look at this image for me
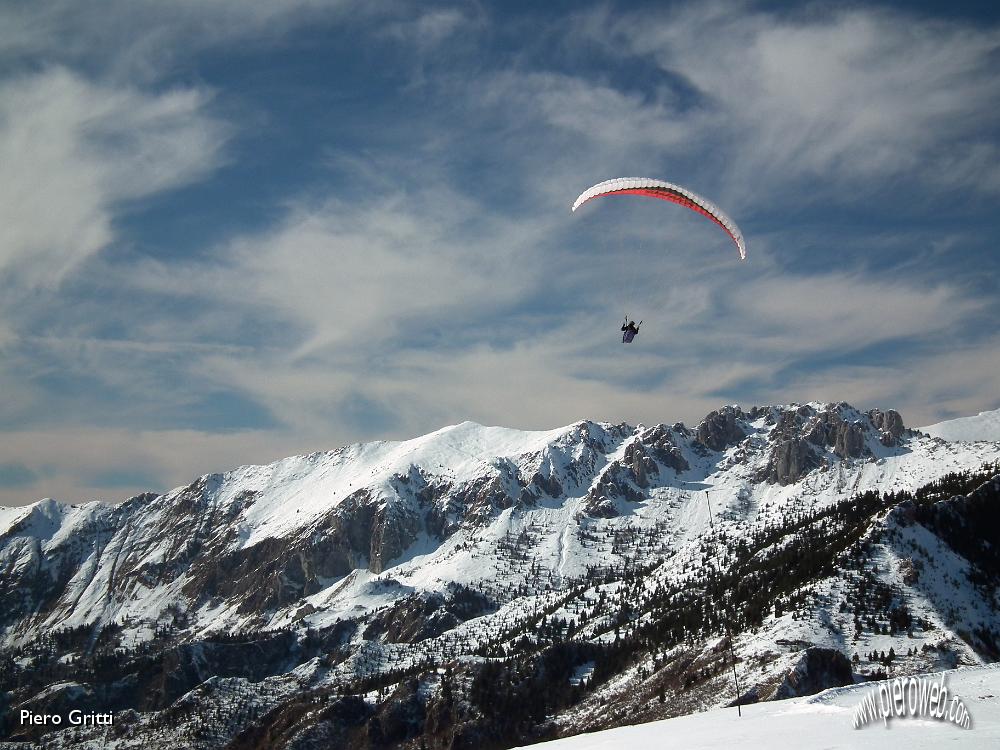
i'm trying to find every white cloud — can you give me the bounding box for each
[116,179,554,350]
[481,71,699,156]
[0,68,228,288]
[380,7,475,47]
[573,3,1000,205]
[0,426,311,507]
[718,272,984,356]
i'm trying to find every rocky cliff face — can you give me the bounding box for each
[754,403,914,485]
[769,647,854,700]
[869,408,906,446]
[695,406,747,452]
[1,403,998,749]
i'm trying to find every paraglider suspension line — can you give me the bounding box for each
[705,490,743,717]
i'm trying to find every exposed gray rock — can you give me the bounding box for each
[622,441,657,488]
[762,437,817,485]
[446,472,515,528]
[370,502,420,574]
[757,410,817,485]
[757,404,885,484]
[804,417,828,446]
[639,425,690,474]
[362,587,492,644]
[583,457,647,516]
[806,406,867,459]
[832,418,865,459]
[898,556,921,586]
[869,408,906,446]
[582,494,620,518]
[695,406,746,452]
[178,481,424,610]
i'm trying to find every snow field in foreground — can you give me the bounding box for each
[521,664,1000,750]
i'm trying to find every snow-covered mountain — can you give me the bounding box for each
[2,402,999,749]
[922,407,1000,443]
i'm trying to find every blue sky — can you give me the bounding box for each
[1,0,999,506]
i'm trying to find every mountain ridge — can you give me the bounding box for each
[922,407,1000,443]
[2,401,999,748]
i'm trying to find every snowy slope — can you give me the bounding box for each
[524,665,1000,750]
[922,408,1000,442]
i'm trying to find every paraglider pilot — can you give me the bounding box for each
[621,319,641,343]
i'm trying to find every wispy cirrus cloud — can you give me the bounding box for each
[570,2,1000,205]
[0,68,229,288]
[711,272,986,357]
[378,7,479,47]
[0,426,308,505]
[0,0,376,82]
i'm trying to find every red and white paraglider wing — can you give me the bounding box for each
[571,177,746,260]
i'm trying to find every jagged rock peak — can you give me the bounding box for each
[694,405,747,452]
[868,408,906,446]
[755,402,911,485]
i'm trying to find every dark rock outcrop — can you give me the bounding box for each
[583,460,647,517]
[758,403,898,484]
[831,417,865,459]
[639,425,690,474]
[530,471,563,498]
[800,406,867,459]
[771,647,854,699]
[763,437,817,485]
[695,406,746,452]
[759,411,818,485]
[869,408,906,446]
[369,502,420,574]
[622,441,657,489]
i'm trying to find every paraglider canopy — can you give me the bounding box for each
[572,177,747,260]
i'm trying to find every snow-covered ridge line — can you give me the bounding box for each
[4,403,999,626]
[922,407,1000,443]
